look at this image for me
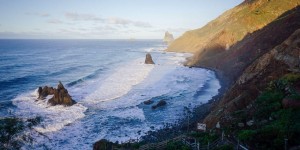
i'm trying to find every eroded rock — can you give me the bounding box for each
[38,81,76,106]
[145,53,155,64]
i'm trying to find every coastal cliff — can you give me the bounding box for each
[167,0,300,140]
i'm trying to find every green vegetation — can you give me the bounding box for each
[235,73,300,149]
[0,118,24,149]
[0,116,42,150]
[93,139,147,150]
[189,132,218,145]
[213,144,234,150]
[165,141,191,150]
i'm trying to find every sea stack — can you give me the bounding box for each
[163,31,174,45]
[38,81,76,106]
[145,53,155,64]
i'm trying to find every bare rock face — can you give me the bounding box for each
[38,86,55,99]
[145,53,155,64]
[163,31,174,45]
[38,81,76,106]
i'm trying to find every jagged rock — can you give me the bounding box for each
[37,81,76,106]
[38,86,55,99]
[152,100,167,109]
[163,31,174,45]
[48,81,76,106]
[145,53,155,64]
[144,99,154,105]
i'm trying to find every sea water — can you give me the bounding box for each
[0,39,220,149]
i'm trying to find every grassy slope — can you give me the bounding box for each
[167,0,299,54]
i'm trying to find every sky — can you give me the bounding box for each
[0,0,243,39]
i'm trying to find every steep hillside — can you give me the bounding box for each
[204,27,300,129]
[194,6,300,82]
[167,0,299,54]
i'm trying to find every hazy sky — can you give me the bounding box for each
[0,0,242,39]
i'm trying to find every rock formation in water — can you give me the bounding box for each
[163,31,174,45]
[38,86,55,99]
[38,81,76,106]
[144,99,154,105]
[145,53,155,64]
[151,100,167,109]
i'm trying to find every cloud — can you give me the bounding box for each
[47,19,63,24]
[65,12,104,22]
[107,17,152,28]
[0,31,50,39]
[64,12,152,28]
[25,12,50,17]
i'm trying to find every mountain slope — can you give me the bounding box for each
[167,0,299,54]
[194,6,300,82]
[204,27,300,129]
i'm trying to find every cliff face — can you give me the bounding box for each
[166,0,300,129]
[167,0,299,54]
[204,28,300,128]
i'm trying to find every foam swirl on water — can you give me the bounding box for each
[84,58,154,103]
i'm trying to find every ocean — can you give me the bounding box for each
[0,39,220,149]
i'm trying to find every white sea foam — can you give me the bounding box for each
[84,58,154,103]
[13,50,221,149]
[12,89,87,133]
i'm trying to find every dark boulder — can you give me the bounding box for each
[93,139,114,150]
[152,100,167,109]
[145,53,155,64]
[144,99,154,105]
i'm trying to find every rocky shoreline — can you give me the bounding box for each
[93,67,229,147]
[139,68,230,143]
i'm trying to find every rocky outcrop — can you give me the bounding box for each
[163,31,174,45]
[145,53,155,64]
[93,139,114,150]
[38,86,55,99]
[152,100,167,109]
[38,81,76,106]
[144,99,154,105]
